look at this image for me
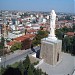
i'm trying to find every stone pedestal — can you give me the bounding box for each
[40,38,62,66]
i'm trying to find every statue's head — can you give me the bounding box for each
[51,10,55,15]
[50,10,56,19]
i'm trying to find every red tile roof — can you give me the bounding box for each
[14,34,35,41]
[66,32,74,36]
[25,26,31,28]
[27,29,36,33]
[7,41,16,46]
[7,34,35,46]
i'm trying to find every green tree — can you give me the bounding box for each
[40,26,43,30]
[44,72,47,75]
[55,29,64,40]
[28,65,34,75]
[23,55,30,69]
[72,24,75,32]
[65,15,72,20]
[1,65,6,75]
[10,42,22,52]
[62,36,73,53]
[0,36,5,56]
[30,64,35,72]
[34,69,39,75]
[32,30,48,46]
[62,26,69,33]
[0,36,5,49]
[1,55,47,75]
[72,35,75,55]
[17,61,24,75]
[35,68,42,75]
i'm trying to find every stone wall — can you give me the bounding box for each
[40,38,62,66]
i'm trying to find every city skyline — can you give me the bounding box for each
[0,0,74,13]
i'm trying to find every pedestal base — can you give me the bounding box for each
[48,34,57,41]
[40,38,62,66]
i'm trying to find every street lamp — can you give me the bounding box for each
[3,37,7,68]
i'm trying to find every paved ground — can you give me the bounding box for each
[0,47,74,75]
[0,46,40,67]
[37,53,74,75]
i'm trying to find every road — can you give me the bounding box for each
[0,46,40,67]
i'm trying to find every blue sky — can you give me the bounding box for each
[0,0,74,13]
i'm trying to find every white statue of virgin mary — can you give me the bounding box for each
[48,10,57,40]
